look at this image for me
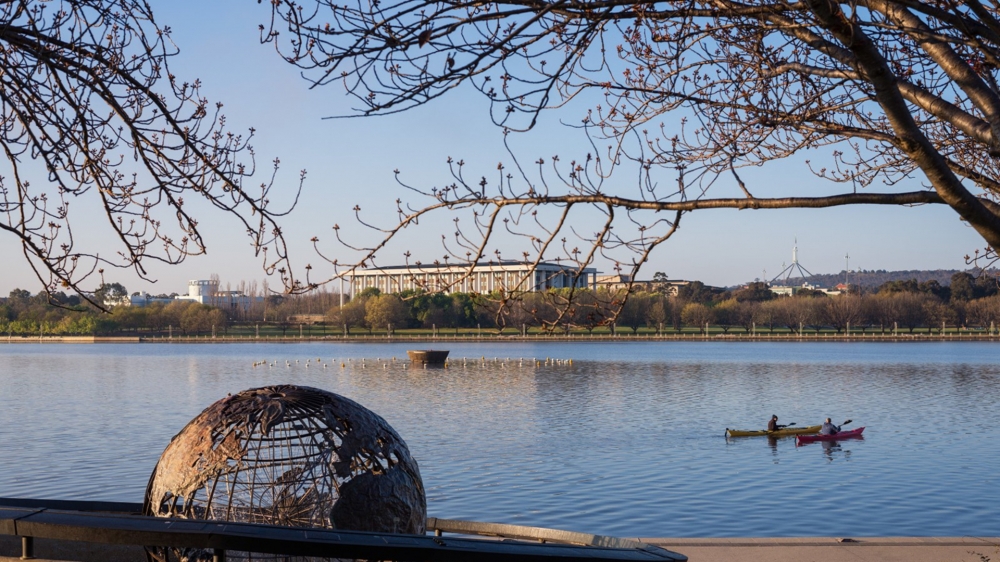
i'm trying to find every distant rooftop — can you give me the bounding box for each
[357,260,590,271]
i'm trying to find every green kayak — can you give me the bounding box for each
[726,425,822,437]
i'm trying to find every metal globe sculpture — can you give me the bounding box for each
[143,385,426,561]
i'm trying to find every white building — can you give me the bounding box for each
[128,280,263,311]
[175,280,220,304]
[594,274,691,296]
[769,282,843,296]
[128,293,176,307]
[175,280,264,311]
[350,261,598,296]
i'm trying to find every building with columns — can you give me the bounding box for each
[349,261,598,296]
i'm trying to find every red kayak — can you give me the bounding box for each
[796,427,865,444]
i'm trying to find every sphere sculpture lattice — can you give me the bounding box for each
[143,385,426,561]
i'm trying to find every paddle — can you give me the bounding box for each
[775,422,797,430]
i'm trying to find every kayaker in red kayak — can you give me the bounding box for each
[819,418,840,435]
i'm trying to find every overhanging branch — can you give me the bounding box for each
[436,190,946,211]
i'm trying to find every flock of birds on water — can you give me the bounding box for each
[249,357,574,369]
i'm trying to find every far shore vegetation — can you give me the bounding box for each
[3,272,1000,339]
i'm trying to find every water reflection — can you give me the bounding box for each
[724,432,805,463]
[406,361,448,370]
[766,436,780,459]
[815,438,860,462]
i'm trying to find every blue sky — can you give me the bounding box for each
[0,1,988,296]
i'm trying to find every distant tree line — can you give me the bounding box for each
[775,269,998,291]
[659,273,1000,334]
[0,286,226,336]
[325,272,1000,334]
[2,272,999,336]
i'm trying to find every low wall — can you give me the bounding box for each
[0,337,140,344]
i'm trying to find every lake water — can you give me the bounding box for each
[0,341,997,538]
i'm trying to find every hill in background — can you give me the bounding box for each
[753,269,996,289]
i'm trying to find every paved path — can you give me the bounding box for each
[4,535,1000,561]
[643,537,1000,562]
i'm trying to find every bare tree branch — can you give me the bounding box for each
[1,0,303,307]
[261,0,1000,325]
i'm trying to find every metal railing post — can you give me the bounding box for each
[21,536,34,559]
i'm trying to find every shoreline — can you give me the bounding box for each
[2,334,1000,343]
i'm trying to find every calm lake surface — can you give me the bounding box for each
[0,341,997,538]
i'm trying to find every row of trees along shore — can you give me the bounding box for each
[3,272,1000,337]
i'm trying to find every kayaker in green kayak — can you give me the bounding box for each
[767,415,787,431]
[819,418,840,435]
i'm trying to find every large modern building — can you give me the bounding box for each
[349,261,598,296]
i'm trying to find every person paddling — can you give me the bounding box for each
[767,415,786,432]
[819,417,840,435]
